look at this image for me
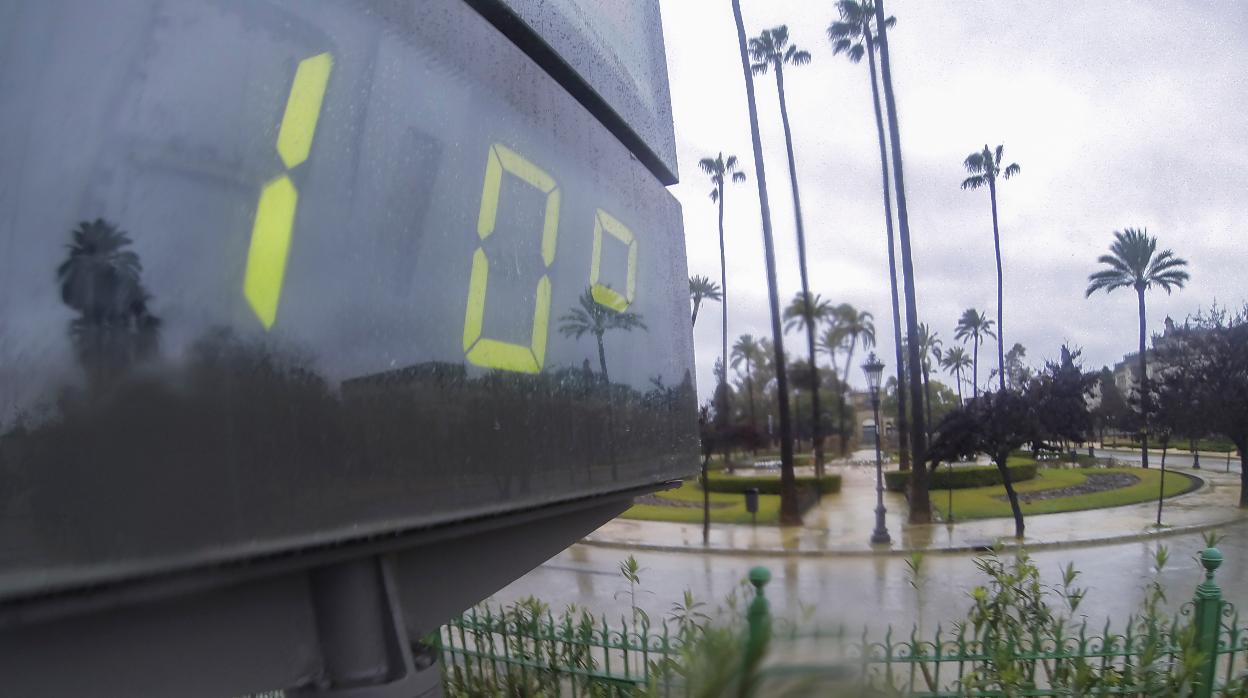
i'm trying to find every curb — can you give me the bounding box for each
[581,470,1248,558]
[579,514,1248,558]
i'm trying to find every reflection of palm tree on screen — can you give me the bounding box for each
[558,288,646,385]
[56,219,161,387]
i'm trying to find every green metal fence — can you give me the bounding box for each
[438,599,685,696]
[438,548,1248,696]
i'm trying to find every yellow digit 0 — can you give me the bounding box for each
[462,144,561,373]
[243,52,333,329]
[589,209,638,312]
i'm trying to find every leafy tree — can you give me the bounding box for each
[940,345,972,404]
[955,308,996,400]
[688,274,721,327]
[827,0,910,473]
[961,144,1021,393]
[751,27,825,475]
[1092,367,1130,444]
[1152,306,1248,503]
[869,0,930,521]
[1086,228,1189,469]
[558,288,647,385]
[1004,342,1031,391]
[928,391,1038,539]
[698,152,746,423]
[1031,346,1096,451]
[730,0,799,524]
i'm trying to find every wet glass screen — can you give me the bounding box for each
[0,0,697,598]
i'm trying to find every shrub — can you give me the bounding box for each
[884,463,1037,492]
[706,473,841,495]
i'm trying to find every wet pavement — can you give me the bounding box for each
[492,522,1248,635]
[483,450,1248,634]
[584,452,1246,555]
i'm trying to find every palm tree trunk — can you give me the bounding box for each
[972,339,979,400]
[955,368,963,404]
[989,179,1006,394]
[873,0,929,523]
[774,64,825,477]
[731,0,799,525]
[746,366,757,433]
[596,333,609,385]
[691,299,701,326]
[865,30,911,473]
[1136,286,1150,469]
[923,364,932,440]
[717,185,730,430]
[841,339,858,458]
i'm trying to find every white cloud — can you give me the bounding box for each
[660,0,1248,403]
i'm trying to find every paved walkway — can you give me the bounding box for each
[583,455,1247,556]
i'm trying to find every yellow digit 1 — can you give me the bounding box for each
[463,144,560,373]
[243,52,333,329]
[589,209,638,312]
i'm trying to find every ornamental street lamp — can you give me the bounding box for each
[863,353,890,545]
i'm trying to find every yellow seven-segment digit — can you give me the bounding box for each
[589,209,638,312]
[244,52,333,329]
[463,144,560,373]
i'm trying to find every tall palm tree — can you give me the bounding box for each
[688,274,722,327]
[818,323,846,382]
[834,304,875,455]
[782,291,832,461]
[782,292,834,335]
[835,305,876,389]
[870,0,930,521]
[699,153,747,420]
[731,333,764,432]
[730,0,800,525]
[960,144,1021,394]
[558,288,647,385]
[940,345,972,404]
[828,0,910,472]
[58,218,143,321]
[1086,228,1189,470]
[916,323,942,439]
[57,218,155,387]
[750,26,824,472]
[954,308,995,400]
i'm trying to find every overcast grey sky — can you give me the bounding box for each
[659,0,1248,403]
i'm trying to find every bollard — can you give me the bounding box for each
[1192,547,1224,698]
[739,566,772,697]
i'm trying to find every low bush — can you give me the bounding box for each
[706,472,842,495]
[884,462,1037,492]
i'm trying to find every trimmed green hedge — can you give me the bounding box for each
[885,463,1037,492]
[706,473,842,495]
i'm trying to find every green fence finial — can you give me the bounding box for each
[1193,547,1225,698]
[740,566,772,697]
[1201,547,1223,582]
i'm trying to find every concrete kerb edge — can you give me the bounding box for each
[579,513,1248,559]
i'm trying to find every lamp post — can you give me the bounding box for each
[863,353,890,545]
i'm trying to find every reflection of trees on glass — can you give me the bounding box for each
[56,219,161,388]
[558,288,646,384]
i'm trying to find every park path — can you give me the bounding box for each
[584,458,1246,555]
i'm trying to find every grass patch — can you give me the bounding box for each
[620,480,782,524]
[933,466,1200,520]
